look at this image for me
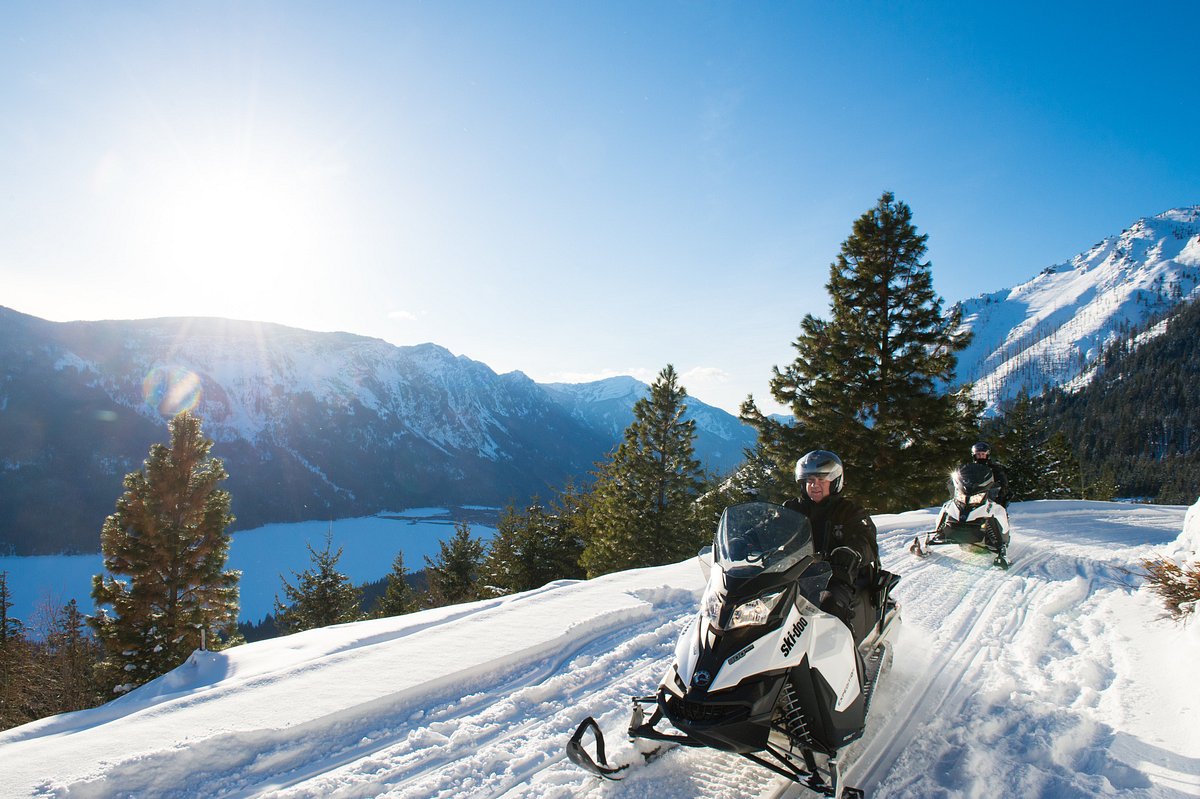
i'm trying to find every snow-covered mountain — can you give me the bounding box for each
[542,376,754,467]
[952,206,1200,414]
[0,308,750,555]
[2,499,1196,797]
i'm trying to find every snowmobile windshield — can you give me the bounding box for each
[953,463,995,503]
[714,502,814,577]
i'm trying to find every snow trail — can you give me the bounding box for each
[1,501,1195,799]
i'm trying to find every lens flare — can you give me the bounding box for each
[142,366,202,416]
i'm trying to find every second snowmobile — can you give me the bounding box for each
[910,462,1011,568]
[567,502,901,798]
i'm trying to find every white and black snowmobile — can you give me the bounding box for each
[909,462,1011,568]
[567,502,901,799]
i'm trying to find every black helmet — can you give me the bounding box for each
[971,441,991,458]
[795,450,844,494]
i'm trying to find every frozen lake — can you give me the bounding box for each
[0,507,498,627]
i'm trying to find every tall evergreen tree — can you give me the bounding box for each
[1042,431,1083,499]
[993,392,1046,502]
[274,530,363,633]
[425,521,486,606]
[90,412,240,694]
[581,365,705,577]
[373,551,419,617]
[742,192,976,511]
[0,572,34,730]
[0,572,21,647]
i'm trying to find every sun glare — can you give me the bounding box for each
[151,166,304,277]
[132,143,346,321]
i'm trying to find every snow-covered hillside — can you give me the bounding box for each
[0,308,754,553]
[2,500,1196,799]
[954,206,1200,414]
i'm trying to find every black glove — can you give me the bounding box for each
[819,579,855,628]
[827,546,862,586]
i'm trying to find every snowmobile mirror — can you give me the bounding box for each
[697,546,713,581]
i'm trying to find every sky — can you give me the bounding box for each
[1,499,1196,798]
[3,2,1199,415]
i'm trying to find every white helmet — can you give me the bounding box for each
[795,450,844,494]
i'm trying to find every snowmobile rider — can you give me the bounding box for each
[971,441,1010,508]
[783,450,880,635]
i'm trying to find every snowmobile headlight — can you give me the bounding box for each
[969,491,988,504]
[701,585,723,626]
[725,589,786,630]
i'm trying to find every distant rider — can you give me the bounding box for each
[783,450,880,636]
[971,441,1010,507]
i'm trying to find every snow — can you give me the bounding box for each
[953,205,1200,414]
[1,500,1198,798]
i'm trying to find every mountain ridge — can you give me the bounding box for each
[0,309,753,554]
[952,205,1200,412]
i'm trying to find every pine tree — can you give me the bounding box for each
[43,599,103,715]
[0,571,35,730]
[995,392,1047,501]
[373,551,419,617]
[1042,431,1082,499]
[481,499,585,596]
[1084,467,1120,501]
[425,521,486,606]
[581,365,705,577]
[0,572,21,647]
[90,412,240,695]
[742,192,976,512]
[274,530,363,633]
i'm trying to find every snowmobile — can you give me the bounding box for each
[567,502,901,799]
[909,462,1011,568]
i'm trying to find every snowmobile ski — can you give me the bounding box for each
[566,702,682,780]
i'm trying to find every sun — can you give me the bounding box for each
[129,139,348,322]
[148,163,308,283]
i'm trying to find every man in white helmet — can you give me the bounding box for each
[784,450,879,636]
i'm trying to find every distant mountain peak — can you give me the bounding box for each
[953,204,1200,415]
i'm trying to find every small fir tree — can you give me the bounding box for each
[581,365,705,577]
[481,500,585,596]
[1042,431,1083,499]
[373,551,419,617]
[90,412,240,694]
[425,521,486,606]
[43,599,103,715]
[274,530,363,633]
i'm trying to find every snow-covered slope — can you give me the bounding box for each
[2,500,1196,798]
[953,206,1200,414]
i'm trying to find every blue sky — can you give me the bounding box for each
[3,2,1197,414]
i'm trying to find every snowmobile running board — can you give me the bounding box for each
[567,697,866,797]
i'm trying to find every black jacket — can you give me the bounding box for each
[976,458,1010,506]
[783,493,880,572]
